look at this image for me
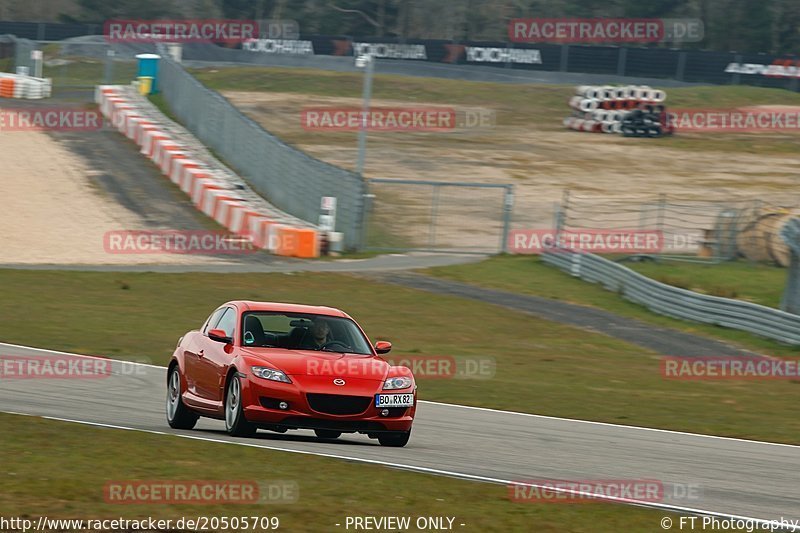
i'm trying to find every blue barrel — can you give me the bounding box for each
[135,53,161,94]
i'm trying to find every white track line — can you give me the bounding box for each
[1,340,798,449]
[2,340,798,529]
[1,411,795,531]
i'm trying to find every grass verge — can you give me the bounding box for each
[0,412,670,531]
[625,258,785,308]
[0,269,799,443]
[426,255,800,358]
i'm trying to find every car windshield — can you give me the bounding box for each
[240,312,373,355]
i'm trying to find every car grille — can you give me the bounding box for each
[306,393,371,415]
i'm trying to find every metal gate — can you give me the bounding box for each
[13,37,138,90]
[363,178,513,254]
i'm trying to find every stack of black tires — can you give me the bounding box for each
[564,85,674,138]
[620,104,675,138]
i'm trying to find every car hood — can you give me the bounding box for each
[239,347,389,380]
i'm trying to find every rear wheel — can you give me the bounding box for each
[166,366,199,430]
[378,430,411,447]
[225,374,257,437]
[314,429,342,440]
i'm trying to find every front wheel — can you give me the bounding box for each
[166,366,199,430]
[378,430,411,447]
[225,374,257,437]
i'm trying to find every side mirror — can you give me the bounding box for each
[374,341,392,354]
[208,329,232,344]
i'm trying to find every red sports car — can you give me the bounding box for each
[166,301,416,447]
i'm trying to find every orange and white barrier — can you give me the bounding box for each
[0,77,15,98]
[0,72,52,99]
[95,85,320,258]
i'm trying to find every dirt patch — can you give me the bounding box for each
[224,90,800,249]
[0,127,251,265]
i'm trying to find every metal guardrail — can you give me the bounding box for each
[542,250,800,345]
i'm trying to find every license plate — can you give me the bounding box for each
[375,393,414,408]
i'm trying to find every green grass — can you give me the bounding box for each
[426,255,800,359]
[43,57,138,87]
[1,269,800,443]
[0,413,669,531]
[627,259,786,308]
[147,92,180,123]
[190,66,800,153]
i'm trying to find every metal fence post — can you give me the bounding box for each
[501,185,514,253]
[558,189,571,232]
[781,252,800,313]
[355,54,374,178]
[780,219,800,314]
[656,194,666,232]
[656,193,666,258]
[359,189,374,251]
[103,48,114,84]
[560,44,569,72]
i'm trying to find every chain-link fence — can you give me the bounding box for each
[557,191,799,264]
[364,179,513,253]
[10,36,138,91]
[0,36,13,75]
[157,57,366,249]
[12,35,33,71]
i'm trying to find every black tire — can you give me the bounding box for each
[166,366,199,430]
[378,430,411,447]
[647,126,663,138]
[225,374,257,437]
[314,429,342,440]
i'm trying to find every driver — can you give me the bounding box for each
[301,319,331,350]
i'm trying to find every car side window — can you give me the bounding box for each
[202,308,227,334]
[215,308,237,338]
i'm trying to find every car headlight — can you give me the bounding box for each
[383,376,413,390]
[252,366,292,383]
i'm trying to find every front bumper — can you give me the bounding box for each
[241,376,415,433]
